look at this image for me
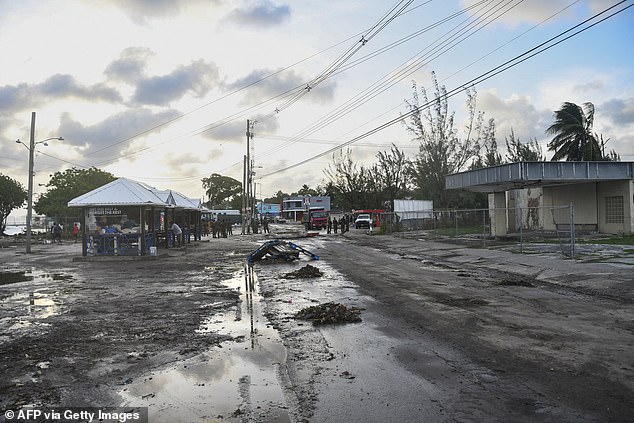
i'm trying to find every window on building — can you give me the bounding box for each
[605,196,624,224]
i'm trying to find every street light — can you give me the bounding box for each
[16,111,63,253]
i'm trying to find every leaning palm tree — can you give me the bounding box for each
[546,102,602,161]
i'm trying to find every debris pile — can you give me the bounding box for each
[295,302,362,325]
[283,264,323,279]
[247,240,319,264]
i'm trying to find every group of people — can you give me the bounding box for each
[50,222,81,244]
[327,215,352,234]
[207,219,233,238]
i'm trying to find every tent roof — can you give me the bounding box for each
[68,178,170,207]
[154,189,202,210]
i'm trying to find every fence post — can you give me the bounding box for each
[569,202,575,258]
[482,209,486,248]
[519,206,523,254]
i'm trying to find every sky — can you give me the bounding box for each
[1,0,633,219]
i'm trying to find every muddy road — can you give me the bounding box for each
[0,228,632,422]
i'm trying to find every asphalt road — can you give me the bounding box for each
[285,230,634,422]
[0,227,632,422]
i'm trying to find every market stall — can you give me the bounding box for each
[68,178,203,256]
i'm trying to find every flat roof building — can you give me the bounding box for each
[446,162,634,235]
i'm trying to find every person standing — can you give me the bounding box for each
[327,216,332,234]
[170,221,183,247]
[52,222,63,244]
[333,217,338,234]
[72,223,79,243]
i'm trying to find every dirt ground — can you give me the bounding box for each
[0,226,632,422]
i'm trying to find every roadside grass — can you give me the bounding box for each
[429,226,485,237]
[575,233,634,246]
[383,225,634,251]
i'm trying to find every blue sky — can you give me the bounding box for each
[1,0,633,211]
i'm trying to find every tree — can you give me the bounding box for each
[201,173,242,209]
[263,190,288,204]
[546,102,602,161]
[0,174,28,235]
[373,144,411,208]
[597,133,620,162]
[505,129,544,162]
[470,118,502,169]
[34,167,116,221]
[296,184,320,196]
[324,149,371,210]
[404,73,489,208]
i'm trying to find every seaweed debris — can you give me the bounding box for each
[283,264,323,279]
[295,302,362,325]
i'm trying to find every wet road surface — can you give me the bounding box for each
[1,226,633,422]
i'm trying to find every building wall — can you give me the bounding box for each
[541,184,598,230]
[597,180,633,234]
[489,192,507,236]
[504,182,633,234]
[282,196,331,222]
[257,203,281,217]
[507,188,544,231]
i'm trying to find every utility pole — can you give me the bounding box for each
[17,112,63,253]
[25,112,36,254]
[244,120,255,234]
[241,154,247,235]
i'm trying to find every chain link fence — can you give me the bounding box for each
[380,204,576,257]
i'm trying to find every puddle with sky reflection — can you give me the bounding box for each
[119,265,291,423]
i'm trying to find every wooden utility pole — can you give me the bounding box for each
[241,154,247,235]
[243,120,255,234]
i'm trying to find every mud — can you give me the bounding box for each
[0,227,633,422]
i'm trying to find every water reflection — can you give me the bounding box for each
[0,268,70,343]
[121,265,290,422]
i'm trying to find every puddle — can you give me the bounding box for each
[120,265,291,422]
[0,270,34,285]
[0,268,71,342]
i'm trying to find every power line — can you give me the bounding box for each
[257,0,524,160]
[256,1,632,179]
[81,1,417,161]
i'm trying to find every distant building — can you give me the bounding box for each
[257,202,281,218]
[281,195,331,222]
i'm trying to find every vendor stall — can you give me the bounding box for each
[68,178,203,256]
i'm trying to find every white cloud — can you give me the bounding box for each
[109,0,222,24]
[224,0,291,28]
[478,90,550,141]
[104,47,155,82]
[133,60,221,105]
[57,108,181,156]
[459,0,616,27]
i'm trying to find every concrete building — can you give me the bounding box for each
[281,195,331,222]
[257,202,281,218]
[446,161,634,236]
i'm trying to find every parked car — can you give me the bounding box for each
[354,213,372,229]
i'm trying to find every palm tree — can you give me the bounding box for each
[546,102,602,161]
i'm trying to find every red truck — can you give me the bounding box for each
[303,208,328,230]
